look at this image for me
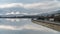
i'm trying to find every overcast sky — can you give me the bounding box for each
[0,0,54,4]
[0,0,59,4]
[0,0,60,10]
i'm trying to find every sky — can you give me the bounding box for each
[0,0,54,4]
[0,0,59,15]
[0,0,60,11]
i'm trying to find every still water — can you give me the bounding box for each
[0,18,60,34]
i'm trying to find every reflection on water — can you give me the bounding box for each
[0,18,60,34]
[6,19,20,22]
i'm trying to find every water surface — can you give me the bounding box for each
[0,18,60,34]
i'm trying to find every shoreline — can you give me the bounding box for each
[32,20,60,31]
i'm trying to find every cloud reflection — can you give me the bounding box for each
[5,18,28,22]
[0,24,58,33]
[6,18,20,22]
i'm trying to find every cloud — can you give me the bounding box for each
[0,3,24,8]
[0,25,58,33]
[0,0,60,10]
[0,0,60,13]
[0,3,48,9]
[24,1,60,10]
